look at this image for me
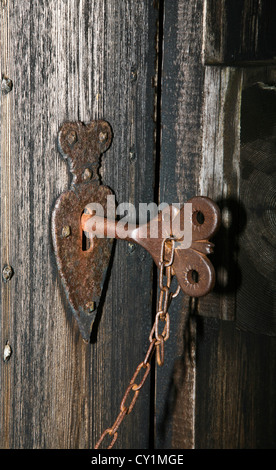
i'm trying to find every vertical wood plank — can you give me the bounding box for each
[203,0,276,65]
[156,0,205,449]
[90,1,159,449]
[0,0,13,449]
[199,66,243,321]
[157,0,276,450]
[0,0,158,449]
[196,317,276,448]
[236,77,276,336]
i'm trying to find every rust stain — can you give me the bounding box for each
[52,120,114,342]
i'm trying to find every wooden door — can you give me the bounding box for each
[156,0,276,449]
[0,0,275,450]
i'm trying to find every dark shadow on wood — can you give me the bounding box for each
[212,197,247,295]
[205,0,276,64]
[236,81,276,336]
[90,239,116,344]
[157,297,197,449]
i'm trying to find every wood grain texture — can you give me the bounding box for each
[156,0,205,449]
[157,0,276,450]
[0,0,13,449]
[199,66,243,321]
[1,0,276,451]
[203,0,276,65]
[236,78,276,336]
[0,0,158,449]
[195,317,276,448]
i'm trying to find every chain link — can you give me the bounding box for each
[94,237,180,449]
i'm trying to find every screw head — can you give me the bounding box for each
[62,226,71,238]
[83,168,92,181]
[2,265,13,282]
[66,130,78,146]
[1,76,13,95]
[86,301,96,314]
[98,131,108,144]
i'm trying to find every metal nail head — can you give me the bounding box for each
[98,131,108,144]
[83,168,93,181]
[2,265,13,282]
[1,76,13,95]
[66,130,78,147]
[129,147,136,163]
[86,301,96,314]
[128,242,136,254]
[130,68,137,83]
[62,226,71,238]
[3,342,12,362]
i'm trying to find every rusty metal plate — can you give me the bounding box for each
[52,120,114,342]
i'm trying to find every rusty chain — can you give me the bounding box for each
[94,237,180,450]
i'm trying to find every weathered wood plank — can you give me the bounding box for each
[156,0,205,449]
[0,0,158,449]
[199,66,243,321]
[204,0,276,65]
[0,0,13,449]
[158,0,276,450]
[236,76,276,336]
[195,317,276,448]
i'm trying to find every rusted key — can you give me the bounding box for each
[82,196,221,297]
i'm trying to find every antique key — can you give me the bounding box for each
[81,196,221,297]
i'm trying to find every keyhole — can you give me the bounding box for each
[82,230,91,251]
[187,269,199,284]
[82,210,91,252]
[192,211,205,226]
